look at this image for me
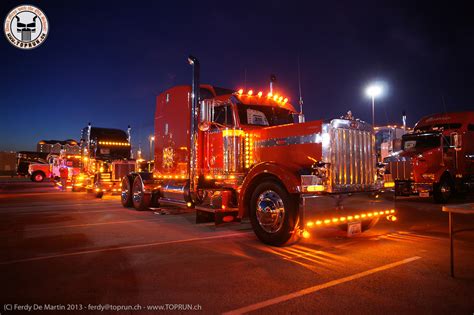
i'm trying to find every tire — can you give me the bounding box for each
[249,180,299,246]
[434,175,454,204]
[31,171,45,182]
[132,176,151,211]
[95,191,104,198]
[121,176,133,208]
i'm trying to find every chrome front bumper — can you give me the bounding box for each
[299,190,396,229]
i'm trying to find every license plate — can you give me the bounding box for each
[347,221,362,237]
[419,191,429,198]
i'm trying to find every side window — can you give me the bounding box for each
[213,105,234,127]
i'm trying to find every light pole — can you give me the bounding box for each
[365,84,383,127]
[149,135,155,161]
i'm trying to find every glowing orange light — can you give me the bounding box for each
[316,220,322,225]
[257,91,263,97]
[273,94,278,101]
[385,210,390,214]
[302,230,311,239]
[307,221,314,227]
[283,98,288,103]
[340,217,346,222]
[248,90,253,96]
[368,213,373,217]
[238,89,243,95]
[354,215,360,219]
[324,219,331,224]
[390,209,395,213]
[347,216,353,220]
[332,218,339,223]
[186,202,193,208]
[267,92,273,98]
[278,96,283,102]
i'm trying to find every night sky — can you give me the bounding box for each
[1,0,473,155]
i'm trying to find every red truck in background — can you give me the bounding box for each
[120,56,396,246]
[385,111,474,203]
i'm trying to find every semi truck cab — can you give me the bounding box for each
[385,111,474,203]
[120,56,396,246]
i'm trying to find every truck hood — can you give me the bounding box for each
[250,120,323,171]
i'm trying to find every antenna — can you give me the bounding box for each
[244,68,247,90]
[270,74,276,94]
[297,55,305,122]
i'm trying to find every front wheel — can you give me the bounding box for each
[31,171,45,182]
[249,180,299,246]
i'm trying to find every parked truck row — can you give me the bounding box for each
[21,56,473,246]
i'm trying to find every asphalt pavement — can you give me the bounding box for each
[1,179,473,314]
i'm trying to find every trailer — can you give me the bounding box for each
[120,56,396,246]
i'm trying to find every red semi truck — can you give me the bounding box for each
[385,111,474,203]
[120,56,396,246]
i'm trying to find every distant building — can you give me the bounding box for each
[37,139,80,154]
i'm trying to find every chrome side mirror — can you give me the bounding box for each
[451,133,462,151]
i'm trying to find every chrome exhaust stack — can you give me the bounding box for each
[188,55,200,203]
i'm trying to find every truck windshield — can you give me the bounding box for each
[237,104,293,127]
[402,134,440,151]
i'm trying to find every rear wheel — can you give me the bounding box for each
[31,171,45,182]
[249,180,299,246]
[121,176,133,208]
[434,175,454,204]
[132,176,151,211]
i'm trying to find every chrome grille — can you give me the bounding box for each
[322,120,377,192]
[386,160,412,181]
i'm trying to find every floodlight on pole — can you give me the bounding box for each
[365,83,383,127]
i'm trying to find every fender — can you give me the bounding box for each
[238,162,301,218]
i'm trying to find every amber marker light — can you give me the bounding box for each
[238,89,243,95]
[307,221,314,227]
[283,98,288,104]
[267,92,273,98]
[273,94,278,101]
[257,91,263,97]
[248,90,253,96]
[302,230,311,239]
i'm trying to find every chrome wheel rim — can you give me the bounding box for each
[440,182,451,199]
[133,181,143,204]
[256,190,285,233]
[121,179,129,202]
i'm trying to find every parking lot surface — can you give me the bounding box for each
[1,180,474,314]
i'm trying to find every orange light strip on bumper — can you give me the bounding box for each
[306,209,396,228]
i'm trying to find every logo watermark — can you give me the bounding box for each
[3,4,48,49]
